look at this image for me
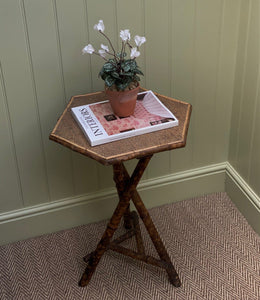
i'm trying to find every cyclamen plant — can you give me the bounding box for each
[82,20,146,91]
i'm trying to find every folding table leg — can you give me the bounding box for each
[123,204,132,229]
[79,156,151,287]
[121,164,181,287]
[78,194,130,287]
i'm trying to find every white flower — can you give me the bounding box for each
[120,29,131,42]
[134,35,146,47]
[94,20,105,32]
[101,44,109,52]
[82,44,95,54]
[98,49,107,58]
[130,47,140,59]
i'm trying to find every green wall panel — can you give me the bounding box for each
[0,1,50,207]
[229,0,260,198]
[236,1,259,179]
[170,0,195,173]
[55,0,99,195]
[144,0,172,178]
[23,0,75,200]
[192,0,223,167]
[0,63,23,212]
[2,0,254,225]
[229,1,250,169]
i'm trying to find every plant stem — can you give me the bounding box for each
[127,41,133,49]
[120,41,125,62]
[93,52,108,62]
[99,31,118,62]
[93,52,118,68]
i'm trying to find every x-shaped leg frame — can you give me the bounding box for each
[79,155,181,287]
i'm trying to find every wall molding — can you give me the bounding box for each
[1,161,259,245]
[0,162,226,245]
[226,162,260,210]
[0,162,227,224]
[225,162,260,234]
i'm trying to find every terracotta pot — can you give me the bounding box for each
[105,83,140,117]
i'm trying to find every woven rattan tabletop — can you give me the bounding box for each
[49,89,192,165]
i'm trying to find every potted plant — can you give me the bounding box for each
[82,20,146,117]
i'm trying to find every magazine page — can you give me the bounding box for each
[89,91,178,137]
[141,91,175,119]
[71,90,178,146]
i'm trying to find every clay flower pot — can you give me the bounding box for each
[106,83,140,117]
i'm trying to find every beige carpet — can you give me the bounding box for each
[0,192,259,300]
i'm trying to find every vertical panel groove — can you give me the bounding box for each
[19,0,51,202]
[168,0,172,97]
[52,0,76,195]
[248,64,260,181]
[227,0,242,163]
[83,0,93,91]
[141,0,146,88]
[114,0,119,48]
[191,0,197,167]
[52,0,68,102]
[213,0,225,161]
[235,0,252,166]
[0,61,24,206]
[247,1,260,182]
[168,0,173,170]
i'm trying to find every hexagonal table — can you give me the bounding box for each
[50,89,191,287]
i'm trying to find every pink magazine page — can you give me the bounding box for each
[89,96,171,136]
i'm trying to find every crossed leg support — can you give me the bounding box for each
[79,155,181,287]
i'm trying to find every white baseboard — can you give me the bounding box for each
[225,162,260,234]
[0,163,226,246]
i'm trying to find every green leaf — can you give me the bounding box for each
[111,72,120,79]
[103,62,115,72]
[121,61,131,72]
[105,76,115,87]
[121,72,133,77]
[127,59,137,69]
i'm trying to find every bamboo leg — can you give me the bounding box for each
[131,190,181,287]
[115,156,152,230]
[132,211,145,255]
[79,156,151,287]
[121,164,181,287]
[79,194,130,286]
[123,204,132,229]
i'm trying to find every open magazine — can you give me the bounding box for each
[71,90,178,146]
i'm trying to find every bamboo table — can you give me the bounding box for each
[49,89,191,287]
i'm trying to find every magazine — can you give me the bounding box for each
[71,90,179,146]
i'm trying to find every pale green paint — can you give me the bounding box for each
[0,162,226,245]
[225,167,260,235]
[0,1,50,207]
[55,0,99,195]
[0,0,259,236]
[23,0,75,200]
[0,63,23,212]
[229,0,260,198]
[144,0,172,178]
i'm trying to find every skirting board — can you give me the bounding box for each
[225,163,260,234]
[0,163,226,246]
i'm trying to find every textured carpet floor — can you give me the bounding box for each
[0,192,259,300]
